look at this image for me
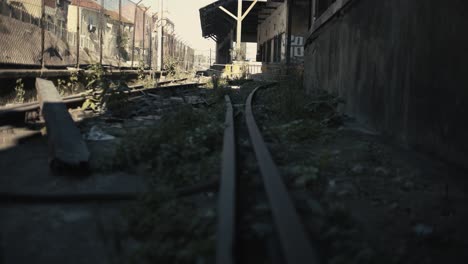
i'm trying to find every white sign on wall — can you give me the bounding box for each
[290,35,304,61]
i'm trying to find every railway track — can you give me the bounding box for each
[1,81,320,262]
[217,84,320,264]
[0,78,203,124]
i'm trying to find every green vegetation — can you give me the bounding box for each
[126,189,216,264]
[137,60,156,88]
[114,93,227,263]
[81,63,131,116]
[117,31,129,61]
[57,71,80,96]
[115,103,224,187]
[14,78,25,103]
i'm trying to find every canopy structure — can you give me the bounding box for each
[200,0,276,43]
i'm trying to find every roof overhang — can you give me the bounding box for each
[200,0,281,42]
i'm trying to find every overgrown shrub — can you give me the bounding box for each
[115,104,224,187]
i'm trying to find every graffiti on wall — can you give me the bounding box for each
[290,35,304,62]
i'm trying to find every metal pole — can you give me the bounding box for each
[118,0,122,69]
[40,0,45,69]
[156,0,164,71]
[99,0,104,65]
[149,15,154,71]
[156,0,163,71]
[131,0,143,69]
[76,0,81,69]
[142,8,148,67]
[161,23,164,70]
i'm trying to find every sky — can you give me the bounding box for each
[142,0,217,54]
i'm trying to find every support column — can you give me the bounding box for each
[236,0,242,61]
[219,0,257,62]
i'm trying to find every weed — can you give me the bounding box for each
[137,60,146,82]
[117,94,227,263]
[57,79,65,96]
[206,75,227,90]
[82,63,130,114]
[163,56,180,77]
[57,71,80,96]
[117,31,129,60]
[126,189,215,263]
[14,78,25,103]
[115,104,224,186]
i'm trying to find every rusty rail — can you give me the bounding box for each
[0,79,201,123]
[245,85,319,264]
[216,84,319,264]
[216,95,236,264]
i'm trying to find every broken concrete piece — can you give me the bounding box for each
[84,126,116,141]
[35,78,89,168]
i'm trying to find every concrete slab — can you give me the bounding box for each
[36,78,89,168]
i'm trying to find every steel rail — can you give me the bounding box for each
[0,81,202,122]
[245,86,319,264]
[216,95,236,264]
[0,69,163,79]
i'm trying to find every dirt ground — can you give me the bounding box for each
[1,82,467,264]
[254,84,468,264]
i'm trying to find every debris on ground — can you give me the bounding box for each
[253,79,468,264]
[83,125,115,141]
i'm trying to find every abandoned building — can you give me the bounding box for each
[200,0,468,170]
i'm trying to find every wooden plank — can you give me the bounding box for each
[35,78,89,168]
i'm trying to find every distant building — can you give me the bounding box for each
[67,0,133,61]
[6,0,56,19]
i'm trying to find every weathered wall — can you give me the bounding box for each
[257,2,286,45]
[304,0,468,168]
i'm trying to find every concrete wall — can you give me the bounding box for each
[258,2,286,45]
[304,0,468,168]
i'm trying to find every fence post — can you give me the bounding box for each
[76,0,81,69]
[131,2,141,69]
[40,0,45,68]
[118,0,122,69]
[149,14,154,71]
[142,9,146,67]
[99,0,104,65]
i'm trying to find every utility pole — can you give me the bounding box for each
[209,48,212,66]
[156,0,163,71]
[219,0,257,61]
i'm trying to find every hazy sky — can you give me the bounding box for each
[142,0,217,54]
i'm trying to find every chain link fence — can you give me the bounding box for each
[0,0,195,70]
